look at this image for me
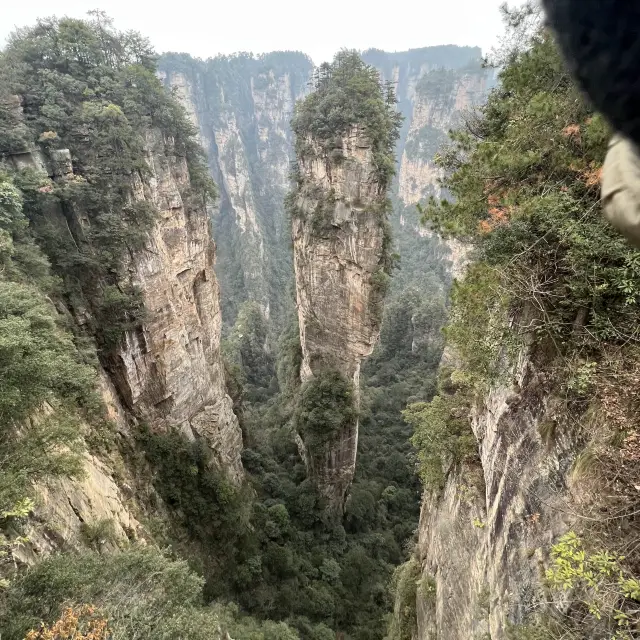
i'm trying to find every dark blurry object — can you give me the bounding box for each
[543,0,640,246]
[543,0,640,148]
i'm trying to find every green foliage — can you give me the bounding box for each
[276,319,303,399]
[0,14,214,352]
[444,263,511,387]
[209,289,432,640]
[404,392,476,490]
[544,532,640,636]
[421,31,640,360]
[79,518,118,551]
[386,557,421,640]
[0,411,84,516]
[233,208,448,640]
[226,301,277,403]
[404,22,640,639]
[408,25,640,534]
[126,266,442,640]
[566,361,597,396]
[370,268,392,323]
[0,27,458,640]
[0,95,30,154]
[0,547,300,640]
[226,317,429,640]
[294,369,357,452]
[0,173,99,512]
[292,50,402,186]
[92,284,147,350]
[0,280,94,424]
[137,428,253,572]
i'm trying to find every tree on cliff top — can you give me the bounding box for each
[0,13,215,353]
[291,50,402,186]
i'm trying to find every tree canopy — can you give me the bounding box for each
[291,50,402,186]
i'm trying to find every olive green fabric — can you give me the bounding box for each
[602,134,640,248]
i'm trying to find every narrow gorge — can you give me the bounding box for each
[158,52,313,327]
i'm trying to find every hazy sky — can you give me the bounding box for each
[2,0,517,64]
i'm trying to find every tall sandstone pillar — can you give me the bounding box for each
[289,52,400,511]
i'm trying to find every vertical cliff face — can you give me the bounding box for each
[36,126,245,483]
[1,86,243,560]
[155,47,493,513]
[158,53,313,326]
[361,48,493,300]
[158,49,491,330]
[288,52,401,511]
[111,128,243,481]
[390,27,640,640]
[414,349,580,640]
[363,46,494,206]
[395,66,491,205]
[292,126,387,381]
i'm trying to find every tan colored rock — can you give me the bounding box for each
[2,102,242,567]
[292,126,388,510]
[112,128,243,482]
[14,452,142,566]
[11,375,141,566]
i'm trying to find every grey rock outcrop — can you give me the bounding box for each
[364,47,492,280]
[414,347,580,640]
[363,46,493,206]
[158,49,491,328]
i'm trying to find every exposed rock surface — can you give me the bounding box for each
[111,128,243,482]
[363,46,494,206]
[8,375,143,567]
[16,454,141,564]
[158,53,313,326]
[370,49,585,640]
[3,99,243,559]
[291,126,388,510]
[158,49,491,327]
[375,49,581,636]
[415,348,580,640]
[395,70,490,205]
[364,47,492,283]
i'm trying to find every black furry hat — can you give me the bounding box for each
[543,0,640,146]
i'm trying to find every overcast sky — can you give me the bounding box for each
[2,0,518,64]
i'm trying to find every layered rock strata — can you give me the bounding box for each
[291,125,389,510]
